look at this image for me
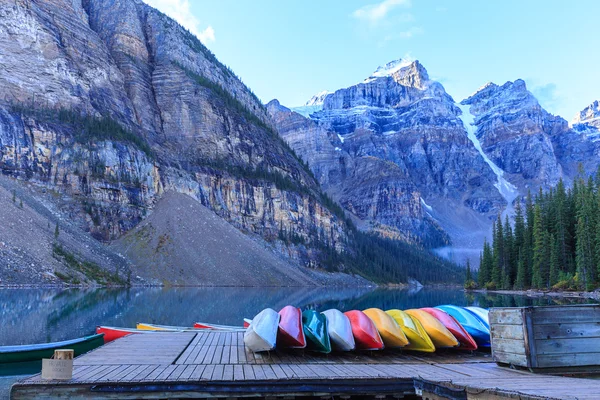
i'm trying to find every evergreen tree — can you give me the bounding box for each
[492,218,503,285]
[480,239,494,288]
[515,250,527,289]
[575,178,597,289]
[503,215,514,289]
[549,233,560,286]
[532,205,549,288]
[466,259,472,282]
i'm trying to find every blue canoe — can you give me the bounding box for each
[465,307,490,329]
[435,305,490,347]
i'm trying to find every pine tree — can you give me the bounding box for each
[549,233,560,286]
[481,239,494,288]
[492,218,503,286]
[532,204,549,288]
[515,250,527,289]
[503,215,514,289]
[466,259,472,282]
[575,178,597,290]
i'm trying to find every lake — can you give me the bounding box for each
[1,286,597,346]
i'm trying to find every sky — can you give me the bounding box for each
[143,0,600,121]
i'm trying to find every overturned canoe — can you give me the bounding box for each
[0,334,104,364]
[386,309,435,353]
[343,310,384,350]
[244,308,279,352]
[302,310,331,353]
[436,305,490,347]
[405,309,458,348]
[321,309,355,351]
[421,308,477,351]
[278,306,306,348]
[363,308,408,348]
[465,307,490,328]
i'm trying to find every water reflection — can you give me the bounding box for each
[0,287,596,346]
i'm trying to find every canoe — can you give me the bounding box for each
[386,309,435,352]
[137,323,196,331]
[194,322,246,330]
[0,334,104,364]
[436,305,490,347]
[343,310,384,350]
[465,307,490,328]
[302,310,331,353]
[404,309,458,348]
[421,308,478,351]
[363,308,408,348]
[278,306,306,348]
[244,308,279,352]
[321,309,355,351]
[243,318,252,328]
[97,326,156,343]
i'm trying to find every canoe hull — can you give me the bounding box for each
[344,310,384,350]
[363,308,408,348]
[278,306,306,348]
[436,306,490,347]
[405,309,458,348]
[421,308,478,351]
[0,334,104,364]
[302,310,331,353]
[244,308,279,352]
[321,309,355,351]
[386,309,435,353]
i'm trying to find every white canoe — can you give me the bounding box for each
[321,309,355,351]
[244,308,279,352]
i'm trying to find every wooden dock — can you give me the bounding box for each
[10,331,600,399]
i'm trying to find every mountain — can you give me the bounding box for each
[270,59,505,261]
[0,0,352,284]
[271,60,600,266]
[0,0,463,285]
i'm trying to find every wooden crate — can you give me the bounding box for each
[490,304,600,370]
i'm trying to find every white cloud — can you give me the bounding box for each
[352,0,412,24]
[143,0,215,44]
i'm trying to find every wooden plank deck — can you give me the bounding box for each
[10,331,600,399]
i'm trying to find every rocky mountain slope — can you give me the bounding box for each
[271,60,505,259]
[0,0,353,284]
[273,60,600,265]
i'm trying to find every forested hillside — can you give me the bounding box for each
[476,167,600,291]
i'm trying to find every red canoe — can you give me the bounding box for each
[421,308,478,351]
[278,306,306,348]
[96,326,141,343]
[343,310,384,350]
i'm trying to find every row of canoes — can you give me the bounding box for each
[244,305,491,353]
[93,305,490,354]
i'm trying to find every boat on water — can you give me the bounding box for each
[404,309,458,348]
[193,322,246,330]
[244,308,279,352]
[302,310,331,353]
[139,323,245,332]
[343,310,384,350]
[436,305,490,347]
[386,309,435,352]
[465,307,490,328]
[97,326,156,343]
[363,308,408,348]
[277,306,306,348]
[0,334,104,364]
[421,308,478,351]
[321,309,355,351]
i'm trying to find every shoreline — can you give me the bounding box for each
[467,288,600,300]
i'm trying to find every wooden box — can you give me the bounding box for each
[490,304,600,370]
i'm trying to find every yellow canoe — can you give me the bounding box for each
[136,323,190,331]
[404,309,458,348]
[386,309,435,353]
[363,308,409,348]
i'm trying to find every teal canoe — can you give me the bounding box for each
[0,333,104,364]
[302,310,331,353]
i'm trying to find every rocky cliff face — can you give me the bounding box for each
[0,0,348,280]
[464,82,600,190]
[270,60,505,252]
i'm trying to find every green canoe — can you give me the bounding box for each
[0,333,104,364]
[302,310,331,353]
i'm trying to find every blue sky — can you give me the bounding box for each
[144,0,600,120]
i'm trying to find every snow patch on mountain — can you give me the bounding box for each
[458,103,519,218]
[364,59,413,83]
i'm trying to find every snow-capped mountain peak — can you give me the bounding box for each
[572,100,600,128]
[305,90,330,106]
[365,59,413,81]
